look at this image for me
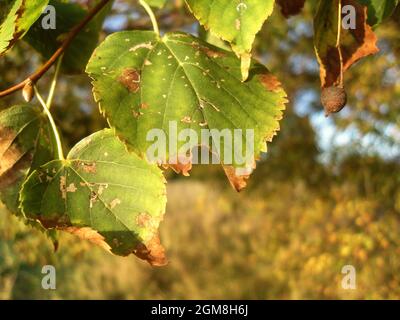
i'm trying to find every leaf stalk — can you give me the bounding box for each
[34,86,65,161]
[139,0,160,36]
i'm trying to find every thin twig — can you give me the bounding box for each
[0,0,111,98]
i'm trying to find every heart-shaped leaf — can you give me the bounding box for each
[185,0,275,81]
[0,0,49,55]
[20,129,168,266]
[86,31,286,191]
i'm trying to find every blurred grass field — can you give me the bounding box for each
[1,167,400,299]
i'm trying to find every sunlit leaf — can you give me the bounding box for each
[20,129,168,266]
[185,0,275,81]
[86,31,286,191]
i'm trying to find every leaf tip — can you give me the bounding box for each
[240,54,251,82]
[223,165,252,192]
[134,235,168,267]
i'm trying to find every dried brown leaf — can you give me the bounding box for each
[277,0,306,18]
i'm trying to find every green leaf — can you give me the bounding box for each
[358,0,399,26]
[86,31,286,191]
[0,0,49,55]
[185,0,275,81]
[0,104,59,244]
[146,0,167,8]
[0,104,58,212]
[24,0,112,73]
[20,129,168,266]
[198,25,231,51]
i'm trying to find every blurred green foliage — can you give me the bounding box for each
[0,0,399,299]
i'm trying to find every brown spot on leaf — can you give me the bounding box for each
[132,110,143,118]
[259,74,283,92]
[89,191,98,208]
[97,183,108,196]
[118,68,141,93]
[81,162,97,173]
[136,212,152,228]
[110,198,121,209]
[235,19,241,30]
[60,176,67,199]
[167,154,193,177]
[140,103,149,109]
[66,183,77,193]
[202,47,225,58]
[129,42,153,52]
[63,226,112,252]
[180,116,192,124]
[59,177,77,198]
[134,235,167,267]
[223,165,255,192]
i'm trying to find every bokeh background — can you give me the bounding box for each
[1,0,400,299]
